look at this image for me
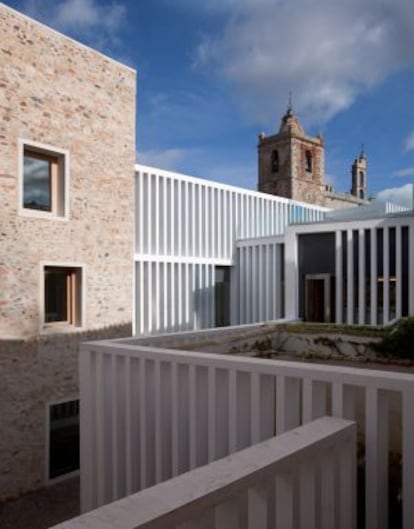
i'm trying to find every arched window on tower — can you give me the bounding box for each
[271,150,279,173]
[359,171,364,187]
[360,189,364,199]
[305,150,312,173]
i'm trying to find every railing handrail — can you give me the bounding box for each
[80,340,414,391]
[51,417,356,529]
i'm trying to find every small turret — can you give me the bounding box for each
[351,145,367,200]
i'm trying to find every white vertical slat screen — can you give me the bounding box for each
[235,240,285,324]
[135,166,328,334]
[135,166,327,261]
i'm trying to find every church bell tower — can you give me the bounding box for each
[258,105,326,206]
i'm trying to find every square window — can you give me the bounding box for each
[48,399,79,479]
[20,140,68,218]
[44,266,82,327]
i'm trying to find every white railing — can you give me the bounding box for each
[79,338,414,529]
[52,417,356,529]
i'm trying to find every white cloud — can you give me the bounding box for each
[404,131,414,151]
[393,167,414,178]
[22,0,126,45]
[138,148,202,173]
[194,0,414,126]
[377,183,414,207]
[137,146,256,188]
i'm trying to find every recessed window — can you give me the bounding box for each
[305,150,312,173]
[20,141,68,218]
[271,150,279,173]
[44,266,82,327]
[49,399,79,479]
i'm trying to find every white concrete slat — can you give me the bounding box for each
[189,364,197,470]
[275,472,294,529]
[370,227,378,325]
[347,229,354,324]
[365,387,389,529]
[79,348,95,513]
[124,356,132,495]
[171,362,179,477]
[358,228,366,324]
[320,449,336,529]
[208,366,217,463]
[228,369,238,452]
[303,379,327,423]
[139,358,147,490]
[276,375,301,434]
[338,424,357,529]
[154,360,162,484]
[383,227,390,324]
[396,225,402,319]
[299,460,316,529]
[95,351,105,506]
[248,484,268,529]
[336,230,343,324]
[250,372,261,445]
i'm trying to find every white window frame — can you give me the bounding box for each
[39,262,86,334]
[18,138,70,220]
[45,396,80,485]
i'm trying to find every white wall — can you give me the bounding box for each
[286,215,414,326]
[134,165,327,335]
[232,237,284,324]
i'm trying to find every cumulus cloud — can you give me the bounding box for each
[138,148,202,173]
[404,131,414,151]
[22,0,126,46]
[137,147,256,188]
[393,167,414,178]
[377,183,414,208]
[194,0,414,126]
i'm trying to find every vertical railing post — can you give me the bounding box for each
[365,388,389,529]
[336,230,343,324]
[79,346,95,513]
[276,376,301,434]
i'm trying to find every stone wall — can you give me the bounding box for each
[0,4,136,339]
[0,324,131,501]
[0,4,136,499]
[324,191,370,210]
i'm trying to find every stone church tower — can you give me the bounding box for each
[351,149,368,200]
[258,105,326,206]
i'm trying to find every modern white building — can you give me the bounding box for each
[135,164,414,335]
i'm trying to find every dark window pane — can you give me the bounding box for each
[215,266,230,327]
[23,154,51,211]
[271,150,279,173]
[45,270,68,322]
[49,400,79,479]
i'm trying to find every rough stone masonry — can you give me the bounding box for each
[0,4,136,499]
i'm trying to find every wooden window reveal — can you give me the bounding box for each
[44,267,81,326]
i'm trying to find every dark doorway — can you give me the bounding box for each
[304,274,333,322]
[306,279,325,321]
[215,266,230,327]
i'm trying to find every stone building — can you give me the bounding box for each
[258,105,370,209]
[0,4,136,499]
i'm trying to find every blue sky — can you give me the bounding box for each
[6,0,414,205]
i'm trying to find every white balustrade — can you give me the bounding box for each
[52,417,356,529]
[78,329,414,528]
